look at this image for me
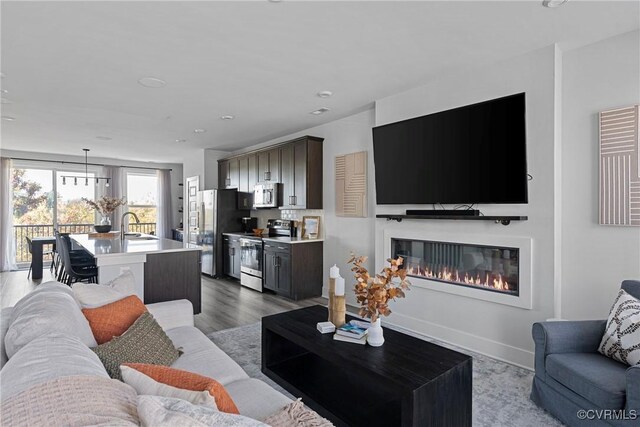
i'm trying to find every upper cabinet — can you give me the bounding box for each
[258,148,280,183]
[238,155,250,193]
[217,136,323,209]
[219,160,230,188]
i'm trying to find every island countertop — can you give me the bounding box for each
[70,233,201,258]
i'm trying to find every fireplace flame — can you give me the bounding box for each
[407,265,512,292]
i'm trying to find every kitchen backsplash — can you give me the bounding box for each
[250,208,324,238]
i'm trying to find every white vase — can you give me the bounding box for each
[367,318,384,347]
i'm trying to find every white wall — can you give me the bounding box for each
[561,30,640,320]
[228,110,377,305]
[1,149,183,228]
[183,148,228,191]
[373,45,559,369]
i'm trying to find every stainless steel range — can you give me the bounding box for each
[238,219,297,292]
[240,236,263,292]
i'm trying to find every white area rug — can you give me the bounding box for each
[208,322,563,427]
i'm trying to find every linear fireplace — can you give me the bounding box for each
[382,230,532,309]
[392,238,519,296]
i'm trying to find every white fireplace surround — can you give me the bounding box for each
[383,229,533,310]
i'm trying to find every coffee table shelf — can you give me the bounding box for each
[262,305,472,427]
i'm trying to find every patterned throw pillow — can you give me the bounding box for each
[122,363,239,414]
[598,289,640,366]
[82,295,148,344]
[137,395,265,427]
[92,312,181,380]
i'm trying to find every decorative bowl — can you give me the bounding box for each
[253,228,264,237]
[94,225,112,233]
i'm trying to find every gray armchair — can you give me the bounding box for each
[531,280,640,427]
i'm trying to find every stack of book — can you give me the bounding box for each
[333,321,370,345]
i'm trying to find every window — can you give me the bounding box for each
[11,166,100,264]
[57,171,96,228]
[127,173,157,234]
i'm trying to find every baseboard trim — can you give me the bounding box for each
[381,312,534,371]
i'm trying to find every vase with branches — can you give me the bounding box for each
[82,196,127,231]
[348,253,411,346]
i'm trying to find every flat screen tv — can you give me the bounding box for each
[372,93,528,205]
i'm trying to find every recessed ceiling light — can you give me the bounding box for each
[268,0,282,3]
[1,89,7,94]
[220,115,235,120]
[96,136,112,141]
[194,128,207,133]
[137,76,166,88]
[542,0,569,7]
[1,116,16,121]
[176,139,187,143]
[317,91,333,98]
[1,98,11,104]
[310,107,330,115]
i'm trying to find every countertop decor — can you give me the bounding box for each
[83,196,127,232]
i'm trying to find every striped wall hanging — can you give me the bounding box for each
[335,151,367,218]
[599,105,640,226]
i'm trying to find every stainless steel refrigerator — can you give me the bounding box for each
[196,189,250,277]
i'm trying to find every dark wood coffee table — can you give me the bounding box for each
[262,305,472,427]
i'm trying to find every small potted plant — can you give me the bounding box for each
[348,253,411,346]
[82,196,127,233]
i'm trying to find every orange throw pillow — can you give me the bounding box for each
[122,363,240,414]
[82,295,147,344]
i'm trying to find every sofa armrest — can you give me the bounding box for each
[146,299,194,331]
[532,320,606,379]
[1,307,14,369]
[627,365,640,411]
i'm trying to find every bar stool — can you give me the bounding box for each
[57,235,97,285]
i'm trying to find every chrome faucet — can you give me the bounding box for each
[121,212,140,240]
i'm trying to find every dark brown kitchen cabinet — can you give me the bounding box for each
[280,144,294,208]
[280,137,322,209]
[262,241,322,300]
[223,235,241,280]
[238,155,250,192]
[218,160,230,189]
[248,154,259,190]
[218,135,322,208]
[228,158,240,190]
[258,148,280,183]
[144,250,202,314]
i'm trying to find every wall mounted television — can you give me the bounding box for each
[372,93,528,205]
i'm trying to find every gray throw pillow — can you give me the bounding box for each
[92,312,181,380]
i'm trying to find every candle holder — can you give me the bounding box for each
[328,277,336,322]
[327,277,346,327]
[329,294,346,327]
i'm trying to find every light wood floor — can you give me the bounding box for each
[0,269,327,335]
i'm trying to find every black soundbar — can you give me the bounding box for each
[405,209,480,217]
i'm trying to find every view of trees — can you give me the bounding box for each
[12,168,157,226]
[12,169,51,222]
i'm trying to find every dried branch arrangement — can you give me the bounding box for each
[82,196,127,215]
[348,253,411,322]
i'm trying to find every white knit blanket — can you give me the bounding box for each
[0,375,139,426]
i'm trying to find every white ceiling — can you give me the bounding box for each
[1,1,638,163]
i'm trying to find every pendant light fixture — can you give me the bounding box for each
[60,148,111,187]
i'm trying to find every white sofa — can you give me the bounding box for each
[0,282,292,423]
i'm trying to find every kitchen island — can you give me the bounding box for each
[70,233,202,314]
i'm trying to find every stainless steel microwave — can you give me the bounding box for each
[253,183,282,208]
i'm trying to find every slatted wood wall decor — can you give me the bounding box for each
[335,151,367,217]
[599,105,640,226]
